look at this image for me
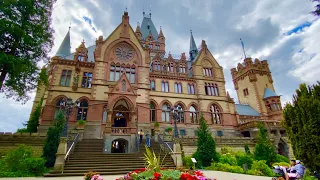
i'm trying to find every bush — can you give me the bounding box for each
[206,162,244,174]
[2,144,33,172]
[247,160,274,177]
[275,154,289,163]
[42,110,65,168]
[235,152,254,169]
[272,162,290,168]
[244,144,251,154]
[0,171,34,177]
[23,158,46,176]
[220,146,235,155]
[219,153,237,166]
[182,156,193,169]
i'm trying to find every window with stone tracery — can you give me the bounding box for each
[210,104,221,124]
[81,72,92,88]
[77,100,88,120]
[188,84,195,94]
[150,102,156,122]
[161,81,169,92]
[203,68,213,77]
[189,105,198,124]
[205,83,219,96]
[153,61,161,71]
[175,82,182,93]
[162,103,170,122]
[109,64,135,83]
[179,64,186,73]
[77,52,85,61]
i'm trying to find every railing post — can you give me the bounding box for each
[53,137,68,173]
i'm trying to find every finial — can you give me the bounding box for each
[190,30,192,34]
[137,22,140,26]
[160,26,162,30]
[143,5,145,16]
[125,6,127,12]
[149,5,152,18]
[82,39,85,43]
[69,22,71,31]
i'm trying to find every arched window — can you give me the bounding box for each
[162,103,170,122]
[205,83,219,96]
[189,105,198,124]
[175,83,182,93]
[150,80,155,91]
[210,104,221,124]
[176,104,184,123]
[150,102,156,122]
[77,52,85,61]
[161,81,169,92]
[169,63,174,72]
[122,80,126,92]
[203,68,213,76]
[54,98,65,119]
[153,61,161,71]
[77,100,88,120]
[109,64,135,83]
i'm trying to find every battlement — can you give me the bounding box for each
[230,58,270,80]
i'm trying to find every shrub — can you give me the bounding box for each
[206,162,244,174]
[235,151,254,169]
[220,146,235,155]
[77,119,86,125]
[2,144,33,172]
[219,153,237,166]
[165,127,173,132]
[272,162,290,168]
[275,154,289,163]
[22,158,46,176]
[254,123,276,166]
[0,171,34,177]
[182,156,193,169]
[244,144,251,154]
[27,96,44,133]
[247,160,274,177]
[194,115,219,167]
[42,110,65,168]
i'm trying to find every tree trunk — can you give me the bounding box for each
[0,69,8,90]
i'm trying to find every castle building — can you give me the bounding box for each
[32,11,287,155]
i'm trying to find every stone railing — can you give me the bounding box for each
[238,120,282,131]
[179,136,256,146]
[111,127,135,134]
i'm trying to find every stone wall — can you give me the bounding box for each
[180,136,256,156]
[0,132,46,157]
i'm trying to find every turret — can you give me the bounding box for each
[158,26,165,51]
[189,30,198,61]
[135,22,142,40]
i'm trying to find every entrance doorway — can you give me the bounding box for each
[112,99,130,128]
[111,139,128,153]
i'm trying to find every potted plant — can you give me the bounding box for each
[154,122,160,131]
[77,120,86,129]
[165,127,173,135]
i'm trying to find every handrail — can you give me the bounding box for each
[158,134,174,154]
[64,133,79,161]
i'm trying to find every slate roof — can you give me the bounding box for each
[235,104,260,116]
[55,30,71,57]
[140,17,158,40]
[263,88,279,98]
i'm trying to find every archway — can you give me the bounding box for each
[112,99,130,127]
[111,138,128,153]
[278,141,288,158]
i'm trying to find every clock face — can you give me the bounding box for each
[115,44,134,61]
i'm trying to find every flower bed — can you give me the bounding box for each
[117,168,213,180]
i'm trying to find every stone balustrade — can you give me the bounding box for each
[111,127,135,134]
[237,120,282,131]
[180,136,256,146]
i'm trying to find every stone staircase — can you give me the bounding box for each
[44,139,175,177]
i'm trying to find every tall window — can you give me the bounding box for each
[122,80,126,92]
[210,104,221,124]
[189,105,198,123]
[109,64,135,83]
[77,52,85,61]
[153,61,161,71]
[161,82,169,92]
[243,88,249,96]
[150,80,155,91]
[203,68,213,77]
[176,104,184,123]
[169,63,174,72]
[205,83,219,96]
[82,72,92,88]
[180,64,186,73]
[77,100,88,120]
[188,84,195,94]
[54,98,64,119]
[60,70,72,86]
[150,102,156,122]
[162,103,170,122]
[175,82,182,93]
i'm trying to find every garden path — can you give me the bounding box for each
[0,170,272,180]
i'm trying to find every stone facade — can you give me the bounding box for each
[31,11,288,156]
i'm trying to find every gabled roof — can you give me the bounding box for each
[235,104,260,116]
[263,88,279,98]
[140,17,158,40]
[64,45,96,62]
[55,30,71,57]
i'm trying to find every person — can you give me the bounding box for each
[146,131,151,147]
[139,129,144,144]
[286,160,305,180]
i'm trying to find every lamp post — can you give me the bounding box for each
[170,105,182,138]
[59,98,80,138]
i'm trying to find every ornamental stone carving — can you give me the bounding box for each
[114,43,134,61]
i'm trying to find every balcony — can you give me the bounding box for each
[110,127,136,135]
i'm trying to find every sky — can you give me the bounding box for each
[1,0,319,132]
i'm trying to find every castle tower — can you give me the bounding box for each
[230,58,282,118]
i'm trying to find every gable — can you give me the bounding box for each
[110,73,136,96]
[194,41,221,68]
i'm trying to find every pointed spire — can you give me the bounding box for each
[149,5,152,18]
[136,22,141,33]
[158,26,164,37]
[55,28,71,57]
[189,30,198,61]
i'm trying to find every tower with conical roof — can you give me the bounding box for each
[189,30,198,61]
[55,28,71,57]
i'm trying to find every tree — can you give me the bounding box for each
[283,83,320,172]
[26,96,44,133]
[0,0,55,103]
[42,110,65,168]
[194,115,219,167]
[311,0,320,16]
[254,122,276,166]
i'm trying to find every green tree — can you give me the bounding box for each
[0,0,55,103]
[194,115,219,167]
[283,83,320,172]
[254,122,276,166]
[26,96,44,133]
[244,144,251,155]
[42,110,65,168]
[311,0,320,16]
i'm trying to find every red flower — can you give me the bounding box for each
[154,172,161,179]
[180,173,193,180]
[134,170,139,173]
[194,171,204,176]
[140,168,146,172]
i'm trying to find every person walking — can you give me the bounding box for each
[146,131,151,148]
[139,129,144,144]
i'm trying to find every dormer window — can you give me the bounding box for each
[180,64,186,73]
[77,52,85,61]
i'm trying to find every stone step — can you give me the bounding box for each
[67,157,172,162]
[64,164,175,170]
[64,161,174,167]
[59,166,176,174]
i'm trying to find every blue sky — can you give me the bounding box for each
[0,0,319,132]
